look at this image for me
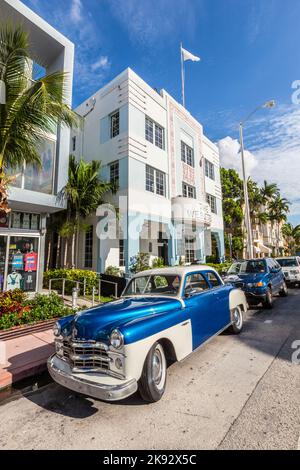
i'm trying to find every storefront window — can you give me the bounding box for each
[11,212,40,230]
[24,139,55,194]
[7,237,39,292]
[6,164,23,188]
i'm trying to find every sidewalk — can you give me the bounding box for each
[0,328,54,391]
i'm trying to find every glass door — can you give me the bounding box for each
[6,236,39,292]
[0,236,7,292]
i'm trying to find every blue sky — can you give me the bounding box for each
[24,0,300,225]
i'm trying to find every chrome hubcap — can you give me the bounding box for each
[152,349,163,385]
[233,307,242,329]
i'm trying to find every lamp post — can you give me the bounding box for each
[239,100,275,259]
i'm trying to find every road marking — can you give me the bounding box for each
[264,320,273,324]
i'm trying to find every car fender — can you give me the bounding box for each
[229,288,248,313]
[123,319,193,381]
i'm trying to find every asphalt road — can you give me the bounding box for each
[0,288,299,450]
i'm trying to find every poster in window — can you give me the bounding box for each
[23,213,30,229]
[12,212,21,229]
[31,214,39,230]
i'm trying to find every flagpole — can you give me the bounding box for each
[180,42,185,108]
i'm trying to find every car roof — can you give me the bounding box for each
[133,265,219,278]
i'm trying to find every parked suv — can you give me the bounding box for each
[276,257,300,287]
[223,258,288,308]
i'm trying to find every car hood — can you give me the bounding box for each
[224,273,266,284]
[62,296,182,342]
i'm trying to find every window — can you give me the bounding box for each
[145,116,154,143]
[181,141,194,167]
[124,274,181,297]
[72,136,76,151]
[183,182,196,199]
[156,169,166,196]
[110,161,119,185]
[110,110,119,138]
[185,236,196,263]
[205,159,215,180]
[146,165,155,193]
[184,273,209,294]
[119,239,125,267]
[206,271,222,287]
[84,226,93,268]
[206,193,217,214]
[146,165,166,196]
[145,116,165,149]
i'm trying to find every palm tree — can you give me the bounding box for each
[59,155,114,268]
[268,196,290,255]
[0,24,78,212]
[281,223,300,255]
[260,180,279,205]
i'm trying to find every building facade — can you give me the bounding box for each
[0,0,74,292]
[71,68,224,273]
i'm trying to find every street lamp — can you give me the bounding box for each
[239,100,275,259]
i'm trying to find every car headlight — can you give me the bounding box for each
[110,329,124,349]
[53,321,61,337]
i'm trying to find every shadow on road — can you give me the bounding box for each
[20,288,300,418]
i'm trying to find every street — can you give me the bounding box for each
[0,289,299,450]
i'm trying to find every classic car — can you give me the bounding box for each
[223,258,288,308]
[48,266,247,403]
[276,256,300,287]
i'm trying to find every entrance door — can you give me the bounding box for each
[6,236,39,292]
[0,236,7,292]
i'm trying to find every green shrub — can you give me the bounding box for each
[0,292,73,330]
[43,268,98,295]
[105,266,121,277]
[129,252,150,273]
[152,257,165,269]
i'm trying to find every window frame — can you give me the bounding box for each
[145,116,165,150]
[205,159,215,180]
[110,110,120,139]
[109,160,119,186]
[146,164,166,197]
[84,225,93,268]
[206,193,217,214]
[181,140,195,167]
[182,182,196,199]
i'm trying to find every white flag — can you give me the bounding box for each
[181,46,200,62]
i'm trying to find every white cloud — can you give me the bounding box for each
[91,56,110,72]
[70,0,83,24]
[218,105,300,223]
[217,136,258,176]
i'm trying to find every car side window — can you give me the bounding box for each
[185,273,210,294]
[206,271,222,288]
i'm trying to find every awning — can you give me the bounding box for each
[258,243,272,254]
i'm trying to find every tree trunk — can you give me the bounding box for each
[56,234,61,268]
[64,238,68,268]
[71,232,76,268]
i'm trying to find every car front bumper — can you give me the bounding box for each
[47,354,138,402]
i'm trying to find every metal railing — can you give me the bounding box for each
[48,276,119,308]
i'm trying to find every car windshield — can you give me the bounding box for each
[228,260,266,274]
[277,258,298,267]
[123,274,181,297]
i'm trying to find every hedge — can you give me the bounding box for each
[43,268,99,295]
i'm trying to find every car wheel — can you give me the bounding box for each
[138,342,167,403]
[279,281,288,297]
[263,287,273,309]
[228,305,243,334]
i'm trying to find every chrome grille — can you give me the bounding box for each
[62,340,110,371]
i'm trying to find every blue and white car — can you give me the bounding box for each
[48,266,247,403]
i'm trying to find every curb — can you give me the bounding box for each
[0,320,55,341]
